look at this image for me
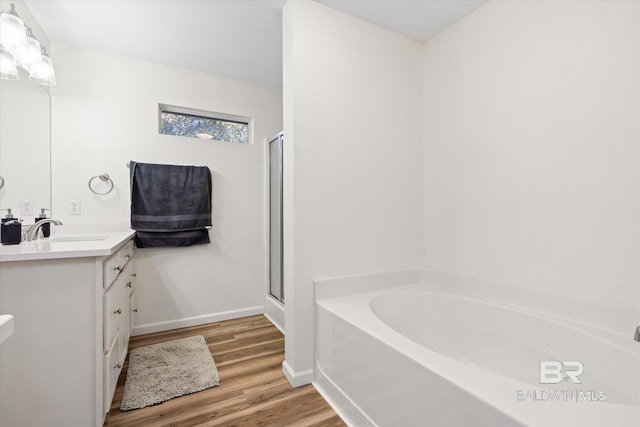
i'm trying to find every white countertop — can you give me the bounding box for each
[0,231,136,262]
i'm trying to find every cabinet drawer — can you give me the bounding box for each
[122,240,135,264]
[104,252,124,289]
[103,331,123,414]
[103,276,125,351]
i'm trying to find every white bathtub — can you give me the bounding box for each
[315,281,640,427]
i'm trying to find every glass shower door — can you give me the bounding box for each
[269,133,284,302]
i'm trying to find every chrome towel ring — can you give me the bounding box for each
[88,173,114,195]
[0,175,4,190]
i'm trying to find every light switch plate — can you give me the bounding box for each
[69,200,81,215]
[20,200,33,215]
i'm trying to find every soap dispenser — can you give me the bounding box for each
[36,208,52,237]
[1,208,22,245]
[1,208,14,225]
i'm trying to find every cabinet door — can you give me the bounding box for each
[119,282,131,356]
[122,262,135,296]
[130,290,138,333]
[122,256,137,334]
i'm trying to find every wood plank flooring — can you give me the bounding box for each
[104,315,346,427]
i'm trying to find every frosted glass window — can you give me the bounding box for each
[159,104,250,144]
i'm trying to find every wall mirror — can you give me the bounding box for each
[0,68,51,224]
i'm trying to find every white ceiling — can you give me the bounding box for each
[318,0,486,42]
[25,0,486,88]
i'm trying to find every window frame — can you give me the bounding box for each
[158,103,253,144]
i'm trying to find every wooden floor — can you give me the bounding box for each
[104,315,346,427]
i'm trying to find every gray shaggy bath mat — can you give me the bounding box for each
[120,335,220,411]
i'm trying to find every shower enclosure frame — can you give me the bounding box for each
[268,132,284,303]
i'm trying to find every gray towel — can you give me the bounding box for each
[130,161,212,247]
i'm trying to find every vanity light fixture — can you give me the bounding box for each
[0,3,56,86]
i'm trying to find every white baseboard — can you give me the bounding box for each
[131,306,265,336]
[264,312,285,334]
[264,296,285,334]
[282,360,313,387]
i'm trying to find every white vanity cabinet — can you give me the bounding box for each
[0,232,137,427]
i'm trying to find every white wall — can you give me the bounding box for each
[283,0,424,384]
[423,0,640,310]
[51,43,282,332]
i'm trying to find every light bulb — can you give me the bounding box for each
[29,54,56,86]
[0,10,27,53]
[13,35,42,72]
[0,44,19,80]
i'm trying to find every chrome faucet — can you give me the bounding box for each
[635,326,640,343]
[26,218,62,241]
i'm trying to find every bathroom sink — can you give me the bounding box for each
[0,314,14,344]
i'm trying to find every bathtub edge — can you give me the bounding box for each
[314,267,425,301]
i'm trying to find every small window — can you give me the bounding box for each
[159,104,251,144]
